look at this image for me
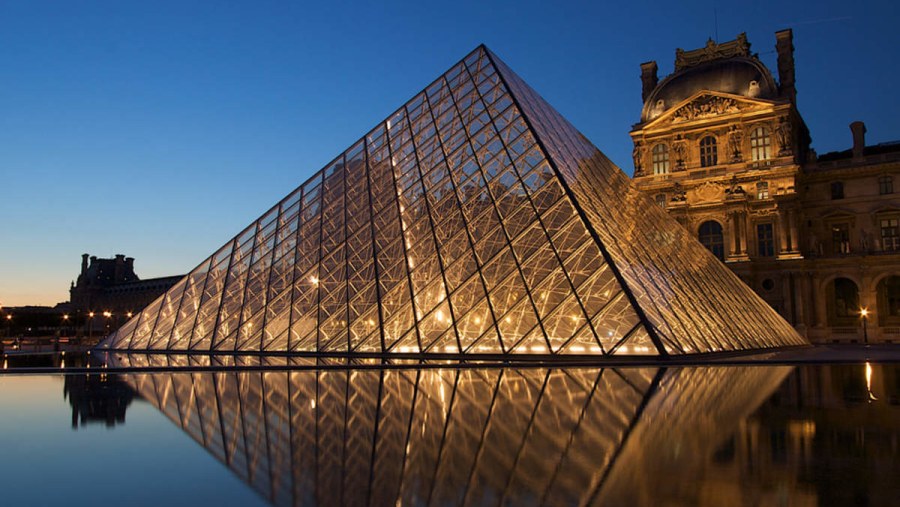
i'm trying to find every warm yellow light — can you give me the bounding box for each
[310,276,319,285]
[89,312,95,318]
[103,311,112,318]
[5,315,11,320]
[63,314,69,320]
[860,308,869,318]
[127,312,133,318]
[866,361,878,401]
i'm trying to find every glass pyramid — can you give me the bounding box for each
[109,357,791,505]
[98,46,806,357]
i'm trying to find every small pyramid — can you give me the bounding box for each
[98,46,806,357]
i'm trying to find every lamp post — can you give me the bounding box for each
[5,314,11,339]
[860,308,869,345]
[103,311,112,335]
[88,312,95,341]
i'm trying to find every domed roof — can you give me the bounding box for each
[642,57,778,122]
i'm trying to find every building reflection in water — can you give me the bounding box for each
[63,373,136,429]
[109,354,826,506]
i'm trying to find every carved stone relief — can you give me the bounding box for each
[728,126,744,162]
[672,96,741,123]
[672,136,687,170]
[777,116,793,156]
[693,181,723,203]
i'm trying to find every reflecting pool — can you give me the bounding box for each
[0,362,898,506]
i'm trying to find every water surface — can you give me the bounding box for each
[0,363,897,506]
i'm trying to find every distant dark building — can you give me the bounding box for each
[64,373,136,429]
[69,253,183,316]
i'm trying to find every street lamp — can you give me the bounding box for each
[103,311,112,334]
[88,312,95,341]
[859,308,869,345]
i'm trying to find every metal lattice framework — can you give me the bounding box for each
[98,46,805,357]
[112,356,791,505]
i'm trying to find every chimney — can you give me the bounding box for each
[81,253,89,275]
[775,29,796,104]
[114,254,125,283]
[850,121,866,160]
[640,61,658,103]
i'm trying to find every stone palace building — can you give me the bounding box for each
[630,29,900,343]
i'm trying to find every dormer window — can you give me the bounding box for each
[652,144,670,175]
[699,136,717,167]
[749,126,772,162]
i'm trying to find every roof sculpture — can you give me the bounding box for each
[98,46,806,358]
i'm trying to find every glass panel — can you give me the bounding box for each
[99,45,803,359]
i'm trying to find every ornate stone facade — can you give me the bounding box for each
[631,30,900,344]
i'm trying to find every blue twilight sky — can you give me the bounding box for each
[1,1,898,307]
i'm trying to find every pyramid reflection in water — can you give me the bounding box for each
[99,46,804,357]
[112,354,790,506]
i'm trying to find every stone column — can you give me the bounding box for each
[789,208,799,253]
[812,274,827,328]
[795,273,808,328]
[782,273,794,325]
[728,213,738,256]
[740,213,750,255]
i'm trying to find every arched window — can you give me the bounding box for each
[879,175,893,195]
[749,126,772,162]
[698,221,725,260]
[833,278,859,319]
[652,144,670,175]
[699,136,717,167]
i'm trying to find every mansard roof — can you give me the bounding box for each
[641,35,780,123]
